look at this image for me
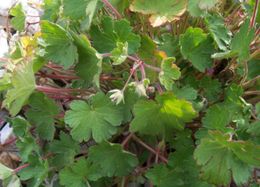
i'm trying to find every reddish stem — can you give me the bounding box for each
[46,94,84,100]
[250,0,259,27]
[121,133,134,147]
[38,72,79,80]
[132,135,168,163]
[102,0,122,19]
[36,85,93,94]
[2,137,17,147]
[13,163,30,174]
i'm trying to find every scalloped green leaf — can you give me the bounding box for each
[40,21,78,68]
[64,92,123,142]
[180,27,215,72]
[194,131,260,186]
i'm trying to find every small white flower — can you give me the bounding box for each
[109,89,124,105]
[135,82,148,98]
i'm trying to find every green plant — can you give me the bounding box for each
[0,0,259,186]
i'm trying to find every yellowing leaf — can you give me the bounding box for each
[3,62,36,116]
[130,0,187,27]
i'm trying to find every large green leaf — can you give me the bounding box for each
[130,0,187,27]
[88,142,138,177]
[40,21,78,68]
[65,92,123,142]
[25,92,59,140]
[180,27,215,72]
[194,131,260,186]
[3,63,36,116]
[130,93,197,135]
[90,17,140,54]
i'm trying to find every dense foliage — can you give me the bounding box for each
[0,0,259,186]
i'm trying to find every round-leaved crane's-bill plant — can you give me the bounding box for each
[0,0,259,186]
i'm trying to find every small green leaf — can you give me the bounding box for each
[90,17,140,54]
[18,156,49,187]
[40,21,78,68]
[88,142,138,177]
[111,42,128,65]
[202,103,232,130]
[159,57,181,90]
[59,158,101,187]
[65,92,123,142]
[205,14,232,51]
[199,76,221,102]
[130,93,197,135]
[49,132,80,168]
[26,92,59,140]
[10,117,31,137]
[180,27,215,72]
[130,0,187,27]
[10,4,25,32]
[16,136,39,162]
[146,164,182,187]
[172,85,198,101]
[3,63,36,116]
